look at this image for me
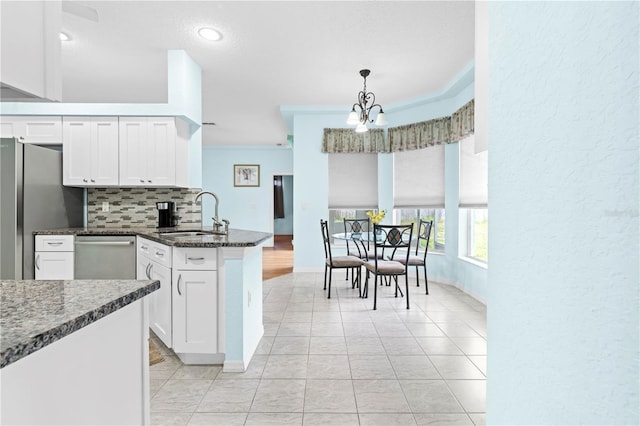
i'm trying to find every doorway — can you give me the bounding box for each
[263,174,293,280]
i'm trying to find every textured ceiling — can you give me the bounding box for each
[60,1,475,146]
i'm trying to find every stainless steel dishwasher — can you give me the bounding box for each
[75,235,136,279]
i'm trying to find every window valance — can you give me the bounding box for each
[388,116,452,151]
[451,99,475,141]
[322,99,475,153]
[321,128,386,153]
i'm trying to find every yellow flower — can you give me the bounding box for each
[366,210,386,224]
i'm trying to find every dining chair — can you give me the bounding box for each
[343,218,384,282]
[343,218,371,256]
[389,219,433,294]
[360,223,413,310]
[320,219,364,299]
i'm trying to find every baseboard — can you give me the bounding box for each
[428,276,486,305]
[293,267,324,273]
[223,360,246,373]
[175,352,225,365]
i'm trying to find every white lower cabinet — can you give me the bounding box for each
[137,238,173,348]
[172,269,218,354]
[136,238,219,358]
[172,247,218,355]
[34,252,74,280]
[34,235,74,280]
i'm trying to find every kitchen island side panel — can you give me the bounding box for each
[0,299,150,425]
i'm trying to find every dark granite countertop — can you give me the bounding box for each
[0,279,159,369]
[33,227,272,248]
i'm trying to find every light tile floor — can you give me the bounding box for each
[150,272,486,426]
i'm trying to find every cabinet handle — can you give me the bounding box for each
[46,241,63,246]
[91,179,95,183]
[35,254,40,270]
[76,241,134,246]
[147,263,153,279]
[19,136,24,140]
[140,179,145,183]
[155,251,164,257]
[141,245,148,251]
[83,178,88,183]
[177,274,182,295]
[148,180,152,183]
[187,257,205,261]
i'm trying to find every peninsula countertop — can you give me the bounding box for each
[33,227,272,248]
[0,279,159,369]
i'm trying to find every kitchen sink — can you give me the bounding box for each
[159,230,226,238]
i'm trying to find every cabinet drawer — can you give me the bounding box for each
[137,237,172,268]
[173,247,217,270]
[137,237,153,258]
[35,235,74,252]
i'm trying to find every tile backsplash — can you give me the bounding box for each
[88,188,202,228]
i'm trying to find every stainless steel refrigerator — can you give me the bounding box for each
[0,138,84,279]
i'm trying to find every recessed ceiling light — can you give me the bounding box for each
[198,27,222,42]
[60,32,71,41]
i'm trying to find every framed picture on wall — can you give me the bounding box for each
[234,164,260,187]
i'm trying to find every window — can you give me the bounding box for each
[328,153,378,209]
[394,208,445,252]
[393,147,445,208]
[458,136,488,264]
[462,208,488,262]
[328,209,370,244]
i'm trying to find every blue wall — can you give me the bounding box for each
[487,2,639,424]
[201,146,293,243]
[281,65,488,301]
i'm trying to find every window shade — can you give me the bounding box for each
[459,135,488,207]
[328,153,378,209]
[393,146,445,208]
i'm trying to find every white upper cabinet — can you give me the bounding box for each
[63,117,119,187]
[0,116,62,144]
[120,117,177,187]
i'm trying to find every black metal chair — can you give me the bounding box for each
[344,218,371,257]
[360,224,413,310]
[389,219,432,294]
[343,218,384,282]
[320,219,364,298]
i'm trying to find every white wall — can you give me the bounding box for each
[487,2,639,424]
[1,50,203,188]
[201,146,293,242]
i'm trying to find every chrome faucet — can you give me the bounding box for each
[195,190,229,234]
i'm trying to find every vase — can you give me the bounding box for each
[375,228,382,240]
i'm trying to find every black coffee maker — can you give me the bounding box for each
[156,201,175,228]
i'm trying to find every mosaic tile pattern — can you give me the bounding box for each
[88,188,202,228]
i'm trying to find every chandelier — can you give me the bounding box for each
[346,69,388,133]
